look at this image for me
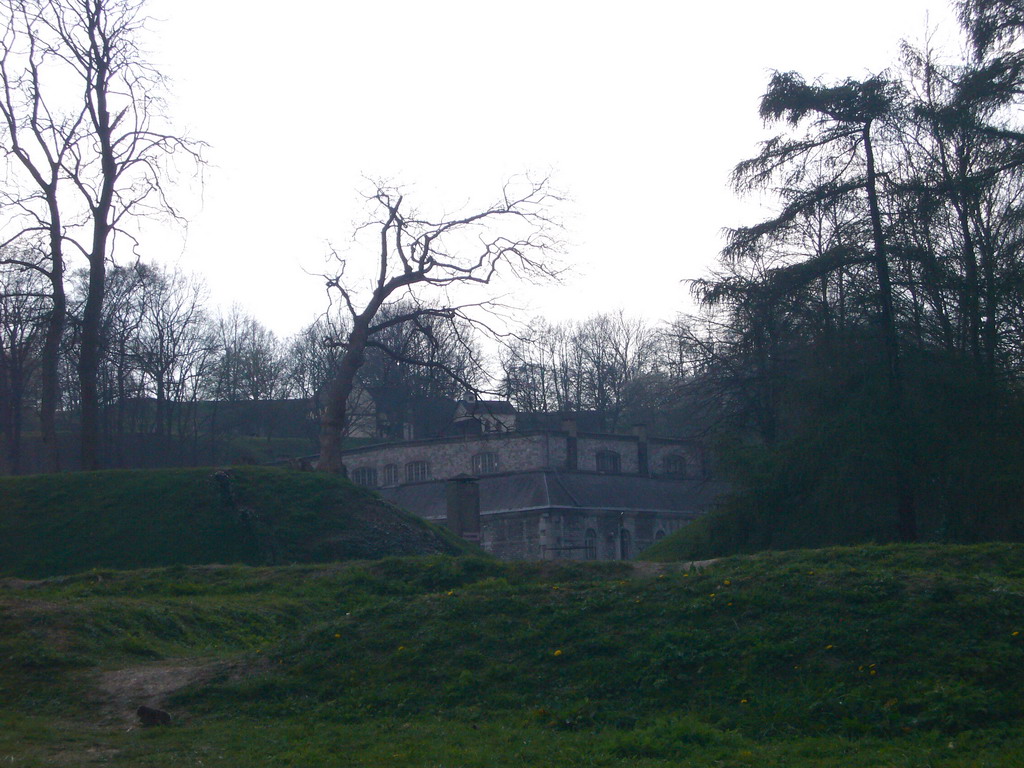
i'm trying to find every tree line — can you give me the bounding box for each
[0,258,501,472]
[670,0,1024,548]
[5,0,1024,552]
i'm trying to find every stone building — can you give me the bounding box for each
[341,419,722,560]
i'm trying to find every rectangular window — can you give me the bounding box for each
[472,452,499,475]
[351,467,377,488]
[596,450,621,474]
[406,461,430,483]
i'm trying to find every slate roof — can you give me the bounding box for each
[379,470,724,520]
[458,399,518,416]
[515,411,610,433]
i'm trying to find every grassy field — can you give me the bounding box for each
[2,544,1023,766]
[0,467,473,578]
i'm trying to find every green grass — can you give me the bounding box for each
[0,466,475,578]
[1,544,1023,765]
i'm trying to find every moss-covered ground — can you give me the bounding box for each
[0,467,473,578]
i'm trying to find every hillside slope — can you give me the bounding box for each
[0,466,474,577]
[1,544,1022,766]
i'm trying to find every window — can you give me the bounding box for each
[663,454,687,478]
[655,529,666,541]
[382,464,399,486]
[585,528,598,561]
[596,450,621,474]
[406,461,430,482]
[351,466,377,488]
[472,452,499,475]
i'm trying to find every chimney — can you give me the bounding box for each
[633,423,649,476]
[446,475,481,544]
[562,417,578,471]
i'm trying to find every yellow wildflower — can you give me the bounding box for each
[553,649,563,657]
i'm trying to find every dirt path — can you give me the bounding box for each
[94,660,223,726]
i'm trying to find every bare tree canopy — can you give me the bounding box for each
[0,0,203,469]
[317,176,562,473]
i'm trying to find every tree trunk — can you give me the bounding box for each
[37,268,66,474]
[79,60,117,472]
[969,200,1000,373]
[0,355,15,474]
[78,255,106,471]
[864,123,918,543]
[318,322,370,475]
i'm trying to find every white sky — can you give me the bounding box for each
[140,0,961,337]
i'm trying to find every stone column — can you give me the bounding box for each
[446,475,481,545]
[633,423,649,476]
[562,417,578,472]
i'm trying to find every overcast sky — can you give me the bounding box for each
[140,0,961,336]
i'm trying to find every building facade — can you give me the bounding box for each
[341,419,721,560]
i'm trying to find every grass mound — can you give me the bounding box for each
[1,544,1022,766]
[0,466,474,578]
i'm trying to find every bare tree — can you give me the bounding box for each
[317,177,561,474]
[501,311,665,429]
[132,266,212,436]
[0,0,202,470]
[0,256,46,471]
[0,3,76,469]
[207,307,288,403]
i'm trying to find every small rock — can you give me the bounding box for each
[136,705,172,726]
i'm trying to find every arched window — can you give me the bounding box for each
[472,452,499,475]
[662,454,687,478]
[596,450,621,474]
[655,529,666,541]
[351,466,377,488]
[585,528,598,561]
[382,464,399,486]
[405,461,430,483]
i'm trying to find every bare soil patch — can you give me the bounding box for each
[94,660,226,726]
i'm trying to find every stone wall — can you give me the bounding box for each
[470,507,697,560]
[344,432,560,486]
[575,434,641,474]
[648,440,705,479]
[343,430,703,487]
